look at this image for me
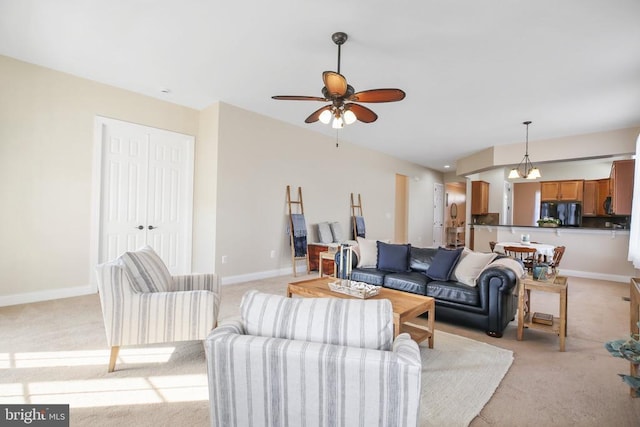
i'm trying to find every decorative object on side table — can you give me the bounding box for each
[537,217,561,228]
[605,321,640,397]
[532,263,551,281]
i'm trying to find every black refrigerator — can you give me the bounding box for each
[540,202,582,226]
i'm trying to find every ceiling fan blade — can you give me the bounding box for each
[323,71,348,97]
[305,105,332,123]
[346,103,378,123]
[272,95,327,101]
[349,88,406,103]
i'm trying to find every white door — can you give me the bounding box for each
[433,183,444,247]
[96,117,194,273]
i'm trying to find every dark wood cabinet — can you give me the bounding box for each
[610,159,634,215]
[471,181,489,215]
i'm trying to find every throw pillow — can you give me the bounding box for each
[376,241,411,273]
[317,222,333,244]
[119,245,172,292]
[452,250,497,286]
[482,257,525,279]
[330,222,344,243]
[356,237,378,268]
[425,247,464,281]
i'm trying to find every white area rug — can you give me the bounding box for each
[420,331,513,427]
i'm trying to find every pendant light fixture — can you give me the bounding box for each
[508,121,541,180]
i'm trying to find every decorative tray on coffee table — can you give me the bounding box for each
[328,280,380,299]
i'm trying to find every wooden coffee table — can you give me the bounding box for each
[287,277,435,348]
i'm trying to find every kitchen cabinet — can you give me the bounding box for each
[471,181,489,215]
[610,159,635,215]
[596,179,610,216]
[540,180,584,201]
[583,180,597,216]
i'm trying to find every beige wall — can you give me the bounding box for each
[214,103,442,280]
[192,103,220,273]
[457,127,640,176]
[0,55,199,301]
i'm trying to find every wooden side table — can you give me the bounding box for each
[517,275,568,351]
[318,251,336,277]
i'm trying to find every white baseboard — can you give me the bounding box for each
[2,267,627,308]
[221,265,307,286]
[0,284,98,307]
[558,269,630,283]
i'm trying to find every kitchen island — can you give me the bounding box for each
[471,224,634,282]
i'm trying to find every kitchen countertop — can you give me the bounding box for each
[471,224,629,233]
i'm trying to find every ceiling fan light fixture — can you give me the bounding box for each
[332,116,344,129]
[319,109,332,124]
[343,109,357,125]
[271,31,404,130]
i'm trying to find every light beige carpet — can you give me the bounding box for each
[421,332,513,427]
[0,291,510,427]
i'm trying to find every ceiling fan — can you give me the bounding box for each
[272,32,406,129]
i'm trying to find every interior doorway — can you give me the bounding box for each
[444,182,467,246]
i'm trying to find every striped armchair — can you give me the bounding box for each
[95,245,220,372]
[205,290,422,427]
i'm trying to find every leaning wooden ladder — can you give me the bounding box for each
[287,185,309,277]
[351,193,365,239]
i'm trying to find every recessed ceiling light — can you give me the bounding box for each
[444,165,450,169]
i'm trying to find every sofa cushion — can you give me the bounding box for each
[376,241,411,273]
[409,247,438,272]
[384,272,429,295]
[426,280,480,306]
[452,249,497,287]
[330,221,344,242]
[240,290,393,351]
[426,247,464,281]
[356,237,378,268]
[350,268,387,286]
[317,222,333,243]
[119,245,171,292]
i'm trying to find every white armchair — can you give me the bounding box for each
[205,290,422,427]
[95,245,220,372]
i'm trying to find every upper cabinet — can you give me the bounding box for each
[540,180,584,201]
[471,181,489,215]
[610,159,635,215]
[583,180,598,216]
[596,179,611,216]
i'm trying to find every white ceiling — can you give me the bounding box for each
[1,0,639,172]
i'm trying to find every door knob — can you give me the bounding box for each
[136,225,144,230]
[148,225,156,230]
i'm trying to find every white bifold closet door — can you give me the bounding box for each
[96,117,194,274]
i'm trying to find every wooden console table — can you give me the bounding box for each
[517,275,568,351]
